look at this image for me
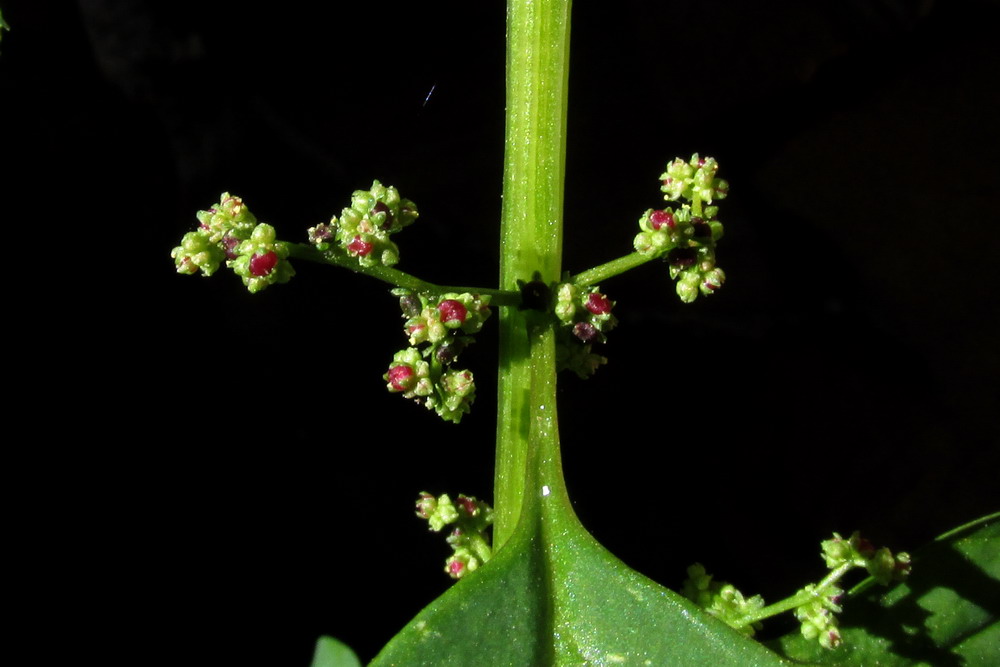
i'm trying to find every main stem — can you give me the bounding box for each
[494,0,572,548]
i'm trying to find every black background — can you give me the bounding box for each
[4,1,998,664]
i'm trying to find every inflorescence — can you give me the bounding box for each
[682,531,911,650]
[386,290,492,424]
[172,159,729,423]
[308,180,418,268]
[416,492,494,579]
[634,154,728,303]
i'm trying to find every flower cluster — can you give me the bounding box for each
[171,193,294,292]
[821,531,912,585]
[633,155,728,303]
[794,583,845,649]
[416,492,494,580]
[681,563,765,637]
[682,531,910,650]
[308,180,418,268]
[385,290,491,423]
[553,283,617,379]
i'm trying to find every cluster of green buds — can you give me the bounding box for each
[171,193,295,293]
[792,531,911,649]
[385,290,492,423]
[682,531,910,650]
[681,563,765,637]
[820,531,912,584]
[415,492,494,579]
[794,583,845,650]
[307,180,418,268]
[553,283,617,379]
[634,154,728,303]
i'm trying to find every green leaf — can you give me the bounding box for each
[771,512,1000,666]
[370,498,793,666]
[310,636,362,667]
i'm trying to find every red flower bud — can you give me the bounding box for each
[457,496,477,516]
[347,236,374,256]
[649,209,675,230]
[387,365,415,392]
[586,292,612,315]
[438,299,468,324]
[249,250,278,277]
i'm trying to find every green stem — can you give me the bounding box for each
[495,0,572,548]
[571,251,653,287]
[736,563,853,628]
[287,243,521,306]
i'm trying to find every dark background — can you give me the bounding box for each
[4,1,998,664]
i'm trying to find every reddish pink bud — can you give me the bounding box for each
[387,365,415,391]
[221,235,241,260]
[448,560,465,577]
[415,493,435,518]
[457,496,477,516]
[649,209,675,230]
[438,299,468,324]
[249,251,278,277]
[586,292,612,315]
[347,236,374,256]
[573,322,600,343]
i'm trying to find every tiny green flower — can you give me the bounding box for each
[553,283,616,378]
[681,563,764,637]
[314,180,418,268]
[196,193,258,244]
[171,230,225,276]
[416,492,494,579]
[227,223,295,293]
[635,157,728,303]
[794,583,844,650]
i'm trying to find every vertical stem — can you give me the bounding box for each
[495,0,572,548]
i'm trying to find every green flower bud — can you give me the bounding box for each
[681,563,765,637]
[421,493,460,532]
[415,492,438,520]
[554,283,579,323]
[555,331,607,379]
[433,369,476,423]
[794,584,844,650]
[195,193,258,243]
[677,272,701,303]
[328,181,419,267]
[171,230,225,276]
[417,492,494,579]
[700,268,726,295]
[865,546,911,585]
